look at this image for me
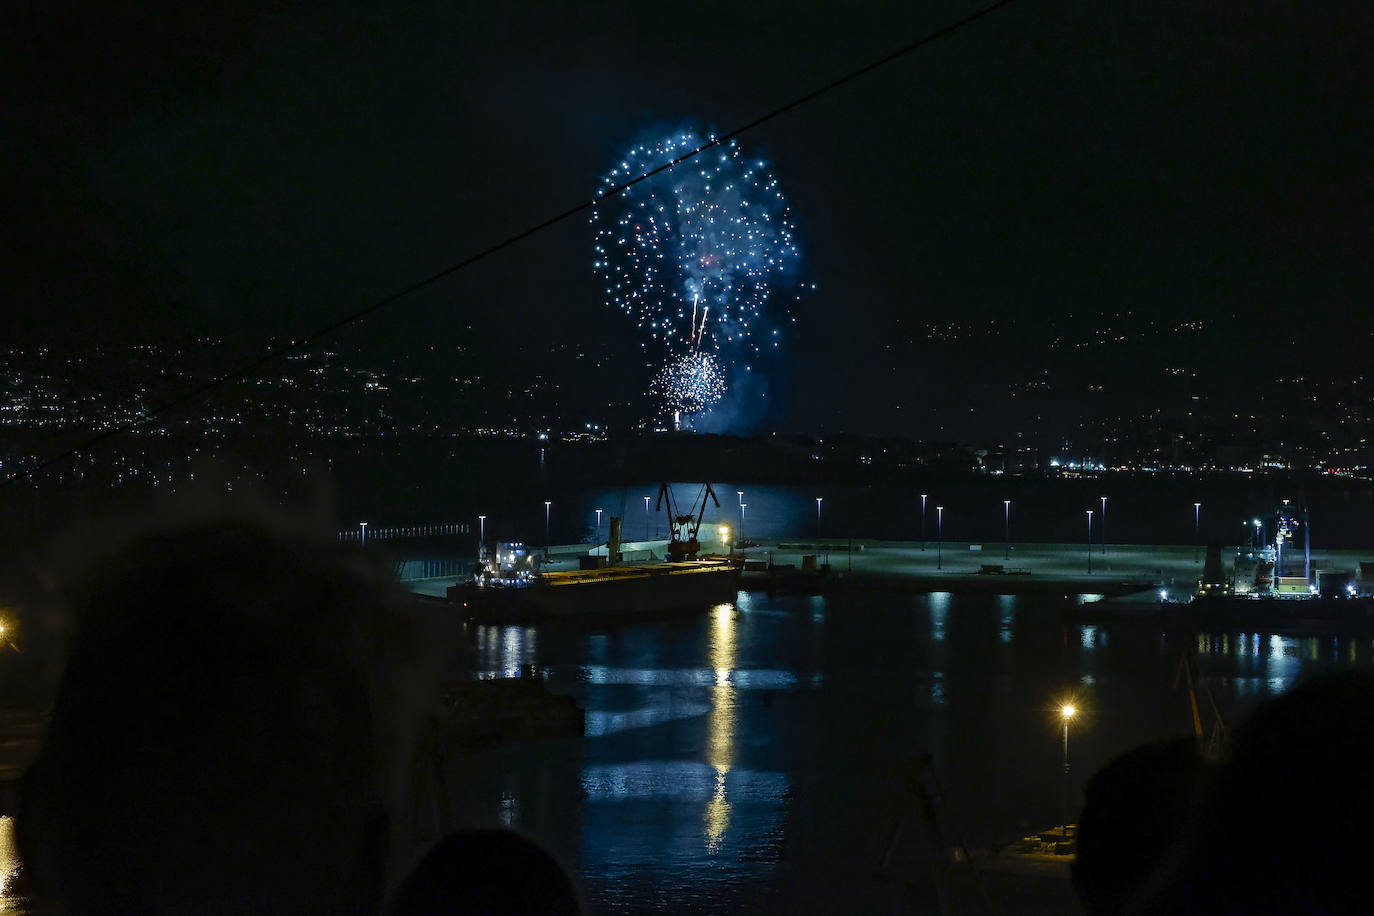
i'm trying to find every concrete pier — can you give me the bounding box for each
[405,539,1374,600]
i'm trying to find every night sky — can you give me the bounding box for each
[5,0,1370,437]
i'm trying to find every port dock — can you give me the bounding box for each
[407,539,1374,603]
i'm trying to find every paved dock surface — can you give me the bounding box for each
[408,539,1374,600]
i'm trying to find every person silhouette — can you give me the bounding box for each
[1126,670,1374,914]
[1071,737,1209,915]
[19,512,442,912]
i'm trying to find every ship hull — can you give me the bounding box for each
[451,560,742,622]
[1066,594,1374,631]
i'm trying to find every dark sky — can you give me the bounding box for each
[4,0,1370,436]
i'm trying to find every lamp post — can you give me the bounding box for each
[595,508,603,545]
[1194,502,1202,563]
[545,501,552,550]
[921,494,928,551]
[1086,510,1093,575]
[1100,496,1107,554]
[644,496,651,540]
[816,497,823,538]
[936,505,943,570]
[1061,704,1076,838]
[478,515,486,555]
[360,521,367,546]
[1003,499,1011,560]
[740,503,747,543]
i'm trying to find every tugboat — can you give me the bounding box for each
[451,483,742,621]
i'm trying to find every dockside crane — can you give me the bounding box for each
[655,481,721,562]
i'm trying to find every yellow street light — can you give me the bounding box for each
[1060,702,1077,838]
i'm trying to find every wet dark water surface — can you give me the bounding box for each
[450,591,1373,913]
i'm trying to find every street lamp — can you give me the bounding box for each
[545,501,552,550]
[1061,704,1076,838]
[1086,510,1093,575]
[1100,496,1107,554]
[921,494,928,551]
[360,521,367,546]
[1194,502,1202,563]
[740,503,747,543]
[644,496,651,540]
[478,515,486,555]
[1003,499,1011,561]
[936,505,944,570]
[737,490,744,507]
[595,508,603,545]
[816,497,823,538]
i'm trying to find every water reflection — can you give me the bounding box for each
[929,592,950,641]
[473,624,538,678]
[578,666,796,689]
[464,591,1374,912]
[584,696,714,737]
[706,604,736,852]
[0,817,20,907]
[998,595,1015,643]
[1190,632,1369,665]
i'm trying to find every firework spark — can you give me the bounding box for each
[652,351,727,421]
[592,128,807,423]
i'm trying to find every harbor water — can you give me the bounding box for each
[445,589,1374,913]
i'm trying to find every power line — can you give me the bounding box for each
[4,0,1019,489]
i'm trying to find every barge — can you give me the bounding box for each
[451,557,742,621]
[451,483,743,621]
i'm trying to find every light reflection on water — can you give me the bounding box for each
[0,817,23,912]
[456,591,1374,912]
[577,666,797,689]
[705,604,736,852]
[472,624,538,678]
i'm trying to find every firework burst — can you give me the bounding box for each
[592,128,807,424]
[652,351,727,421]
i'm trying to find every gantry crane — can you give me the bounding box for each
[655,481,721,562]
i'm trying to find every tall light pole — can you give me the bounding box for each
[1100,496,1107,554]
[644,495,651,540]
[545,501,552,550]
[936,505,944,570]
[1003,499,1011,560]
[1086,510,1093,575]
[921,494,928,551]
[595,508,603,544]
[816,497,823,538]
[478,515,486,553]
[737,490,744,507]
[1061,704,1076,838]
[360,521,367,546]
[1194,502,1202,563]
[740,503,747,543]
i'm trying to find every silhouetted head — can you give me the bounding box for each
[1131,670,1374,914]
[1071,736,1208,915]
[387,829,581,915]
[20,513,438,912]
